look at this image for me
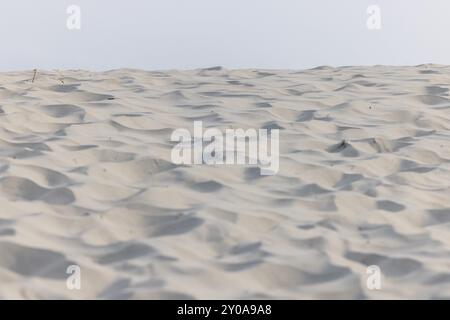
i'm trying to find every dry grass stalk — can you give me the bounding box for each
[31,69,37,83]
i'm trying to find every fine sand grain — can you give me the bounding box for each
[0,65,450,299]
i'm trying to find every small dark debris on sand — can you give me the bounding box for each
[327,140,350,153]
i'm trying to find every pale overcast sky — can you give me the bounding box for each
[0,0,449,71]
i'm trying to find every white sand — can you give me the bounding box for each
[0,65,450,299]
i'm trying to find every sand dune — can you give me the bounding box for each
[0,65,450,299]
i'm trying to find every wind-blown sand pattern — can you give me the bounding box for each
[0,65,450,299]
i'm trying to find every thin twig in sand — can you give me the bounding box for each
[31,69,37,83]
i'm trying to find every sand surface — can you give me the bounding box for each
[0,65,450,299]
